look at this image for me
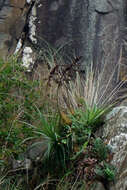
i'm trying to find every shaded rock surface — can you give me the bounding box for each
[35,0,124,66]
[1,1,127,75]
[34,0,126,77]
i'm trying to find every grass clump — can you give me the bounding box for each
[60,71,113,130]
[27,106,72,169]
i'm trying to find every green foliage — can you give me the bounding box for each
[68,103,110,148]
[95,162,116,182]
[103,164,116,181]
[70,104,108,133]
[0,56,50,159]
[0,175,23,190]
[28,106,72,169]
[93,138,110,161]
[58,70,113,134]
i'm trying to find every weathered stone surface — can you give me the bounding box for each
[0,0,32,58]
[34,0,124,66]
[10,0,26,8]
[25,141,48,161]
[0,0,127,78]
[92,182,105,190]
[12,158,32,170]
[1,0,127,89]
[101,106,127,190]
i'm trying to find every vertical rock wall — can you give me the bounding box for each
[0,0,127,83]
[35,0,125,66]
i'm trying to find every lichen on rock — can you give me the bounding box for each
[22,46,34,71]
[27,0,32,4]
[14,39,22,54]
[102,106,127,190]
[29,3,37,44]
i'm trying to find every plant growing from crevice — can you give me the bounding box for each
[71,138,116,189]
[69,103,110,134]
[92,138,111,161]
[95,162,116,182]
[56,58,125,130]
[59,72,114,132]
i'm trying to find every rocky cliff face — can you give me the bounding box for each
[1,0,127,90]
[33,0,127,97]
[35,0,124,67]
[1,1,127,189]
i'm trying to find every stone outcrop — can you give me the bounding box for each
[0,0,34,58]
[103,106,127,190]
[93,106,127,190]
